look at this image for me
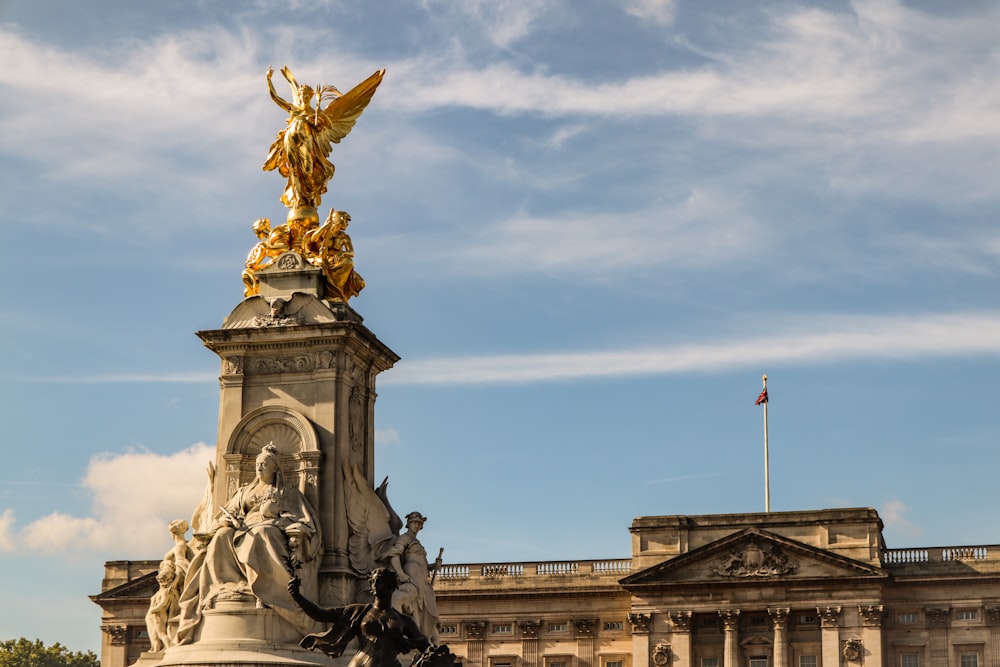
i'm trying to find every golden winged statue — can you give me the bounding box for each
[263,66,385,209]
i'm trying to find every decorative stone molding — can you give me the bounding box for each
[102,624,128,645]
[652,642,672,666]
[710,538,797,578]
[629,613,652,634]
[222,355,244,375]
[818,607,842,628]
[520,621,541,639]
[466,621,487,640]
[719,609,741,630]
[859,605,884,628]
[987,607,1000,625]
[668,611,693,632]
[574,619,597,638]
[842,639,863,662]
[926,608,951,625]
[768,608,790,629]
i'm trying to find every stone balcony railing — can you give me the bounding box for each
[435,559,632,584]
[881,545,1000,574]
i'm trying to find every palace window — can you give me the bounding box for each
[749,615,767,627]
[797,614,817,626]
[956,610,979,621]
[702,659,720,667]
[898,613,920,624]
[749,657,768,667]
[548,623,568,633]
[901,654,920,667]
[439,625,457,636]
[960,654,978,667]
[493,624,513,634]
[800,656,817,667]
[605,660,623,667]
[604,621,624,631]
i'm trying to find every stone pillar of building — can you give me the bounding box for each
[926,608,951,667]
[769,608,790,667]
[100,624,128,667]
[819,607,842,667]
[198,275,399,606]
[629,613,653,667]
[668,612,693,667]
[987,608,1000,667]
[576,619,598,667]
[466,621,487,667]
[859,606,884,667]
[522,621,542,667]
[721,610,741,667]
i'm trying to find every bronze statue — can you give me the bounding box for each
[288,567,460,667]
[263,66,385,209]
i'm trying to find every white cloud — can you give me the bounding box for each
[880,498,923,539]
[376,428,400,446]
[2,443,215,558]
[447,189,759,276]
[383,311,1000,385]
[622,0,677,26]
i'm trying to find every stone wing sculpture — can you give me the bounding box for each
[343,462,400,573]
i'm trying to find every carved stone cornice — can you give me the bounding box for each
[843,639,862,662]
[818,607,842,628]
[520,621,541,639]
[629,613,652,634]
[652,642,672,666]
[574,619,597,638]
[926,609,950,625]
[768,608,790,630]
[859,605,884,628]
[465,621,487,640]
[102,624,128,645]
[719,609,741,631]
[668,611,693,632]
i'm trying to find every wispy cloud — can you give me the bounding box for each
[383,311,1000,385]
[880,498,923,540]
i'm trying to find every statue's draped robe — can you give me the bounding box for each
[176,478,321,643]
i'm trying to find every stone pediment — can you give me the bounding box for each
[621,528,887,589]
[90,570,160,603]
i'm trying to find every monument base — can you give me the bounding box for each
[153,600,337,667]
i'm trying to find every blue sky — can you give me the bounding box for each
[2,0,1000,654]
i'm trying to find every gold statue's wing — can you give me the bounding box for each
[316,69,385,150]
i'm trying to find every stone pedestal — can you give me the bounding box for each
[196,257,398,609]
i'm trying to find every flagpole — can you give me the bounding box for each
[762,374,770,513]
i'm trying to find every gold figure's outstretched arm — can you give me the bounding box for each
[266,67,294,114]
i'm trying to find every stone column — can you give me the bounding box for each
[101,624,128,667]
[721,610,741,667]
[466,621,487,667]
[629,613,653,667]
[576,620,597,667]
[769,608,790,667]
[859,606,884,667]
[819,607,842,667]
[521,621,541,667]
[987,608,1000,667]
[669,612,693,667]
[926,609,951,667]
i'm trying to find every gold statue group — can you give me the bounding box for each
[243,66,385,302]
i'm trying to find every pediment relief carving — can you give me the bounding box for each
[621,528,887,587]
[710,537,797,578]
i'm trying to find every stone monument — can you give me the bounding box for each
[133,65,450,667]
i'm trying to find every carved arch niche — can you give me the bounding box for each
[223,406,321,509]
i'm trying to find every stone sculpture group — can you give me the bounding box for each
[144,445,449,667]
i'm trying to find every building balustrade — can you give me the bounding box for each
[882,545,994,564]
[436,558,632,582]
